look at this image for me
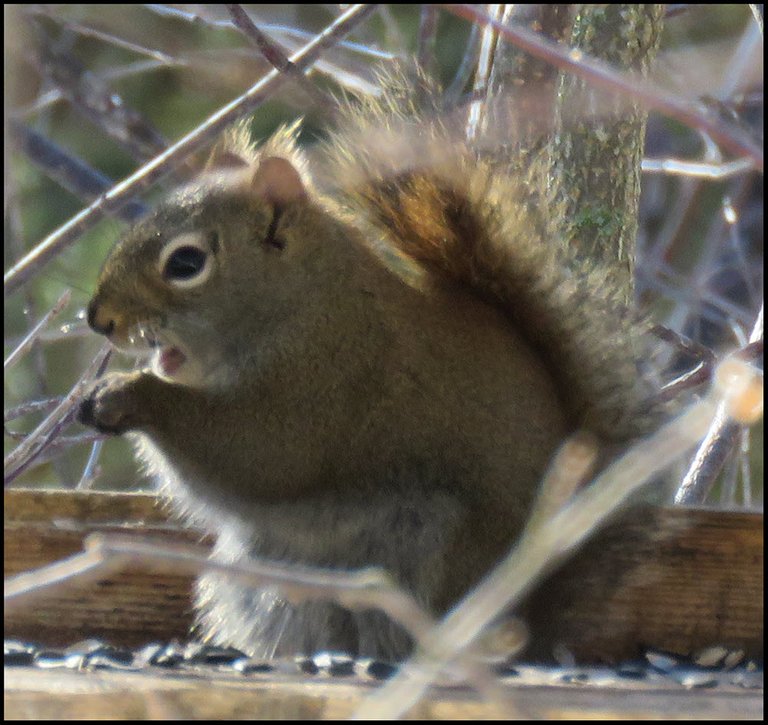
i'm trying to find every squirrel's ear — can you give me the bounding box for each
[251,156,306,206]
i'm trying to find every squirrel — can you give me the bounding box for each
[77,69,661,662]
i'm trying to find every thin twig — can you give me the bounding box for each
[641,156,755,179]
[739,427,753,507]
[225,4,335,114]
[652,323,716,402]
[4,397,64,423]
[445,20,482,103]
[142,5,395,61]
[141,4,390,96]
[4,290,71,372]
[4,433,108,475]
[76,439,105,490]
[675,303,764,504]
[445,4,763,169]
[466,4,505,140]
[26,7,175,64]
[11,122,147,221]
[34,30,170,162]
[4,345,111,485]
[416,4,439,79]
[641,10,762,363]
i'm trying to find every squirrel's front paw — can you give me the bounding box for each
[78,374,143,435]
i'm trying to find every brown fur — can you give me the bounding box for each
[78,71,661,661]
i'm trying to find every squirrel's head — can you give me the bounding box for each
[87,123,346,388]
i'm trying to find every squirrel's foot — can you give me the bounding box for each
[78,373,144,434]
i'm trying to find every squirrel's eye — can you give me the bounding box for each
[163,246,208,280]
[158,232,215,289]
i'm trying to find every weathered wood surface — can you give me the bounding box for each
[4,489,199,647]
[522,505,764,661]
[4,664,763,720]
[4,489,764,659]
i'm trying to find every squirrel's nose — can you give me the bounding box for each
[87,299,116,337]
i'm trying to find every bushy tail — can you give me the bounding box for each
[323,70,660,442]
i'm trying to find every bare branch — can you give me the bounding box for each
[416,4,439,79]
[31,24,171,162]
[5,398,64,423]
[10,122,147,221]
[225,4,335,114]
[445,4,763,169]
[26,6,175,64]
[642,156,755,179]
[675,305,764,504]
[4,345,111,485]
[76,439,105,490]
[4,290,71,372]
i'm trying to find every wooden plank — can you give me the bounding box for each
[522,506,764,661]
[4,489,200,647]
[4,666,763,720]
[3,489,763,660]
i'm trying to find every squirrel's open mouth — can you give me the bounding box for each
[156,346,187,378]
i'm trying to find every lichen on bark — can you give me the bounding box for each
[546,4,665,302]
